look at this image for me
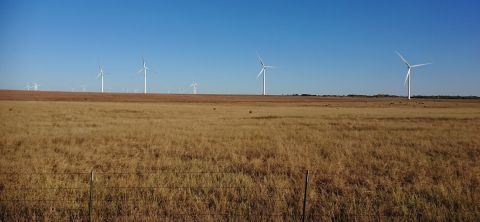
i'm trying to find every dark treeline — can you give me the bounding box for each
[288,94,479,99]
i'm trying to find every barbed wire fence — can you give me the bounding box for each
[1,171,479,221]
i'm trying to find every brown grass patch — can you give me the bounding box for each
[0,91,479,220]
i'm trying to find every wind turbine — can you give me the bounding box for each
[107,86,112,92]
[24,83,31,90]
[71,87,75,92]
[95,61,111,93]
[133,53,156,93]
[165,85,171,94]
[32,82,40,91]
[190,78,198,94]
[396,51,432,100]
[255,51,278,95]
[79,84,86,92]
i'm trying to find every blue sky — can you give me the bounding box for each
[1,0,479,96]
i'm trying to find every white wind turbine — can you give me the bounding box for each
[165,85,171,94]
[190,79,198,94]
[107,86,112,92]
[71,87,75,92]
[24,83,31,90]
[133,53,156,93]
[95,61,111,93]
[79,84,86,92]
[255,51,278,95]
[32,82,40,91]
[396,51,432,100]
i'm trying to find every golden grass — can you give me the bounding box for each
[1,96,480,221]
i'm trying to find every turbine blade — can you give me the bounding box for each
[133,68,145,77]
[411,63,432,68]
[404,68,410,86]
[256,51,264,67]
[396,51,410,67]
[265,66,278,68]
[146,67,157,73]
[95,72,102,79]
[255,68,264,81]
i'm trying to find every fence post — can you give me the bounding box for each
[89,171,94,222]
[302,170,309,222]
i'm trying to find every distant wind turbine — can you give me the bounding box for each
[107,86,112,92]
[71,87,75,92]
[24,83,31,91]
[32,82,40,91]
[396,51,432,100]
[79,84,86,92]
[95,61,111,93]
[255,51,278,95]
[165,85,171,94]
[190,78,198,94]
[133,53,156,93]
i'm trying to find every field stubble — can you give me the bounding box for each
[1,96,480,221]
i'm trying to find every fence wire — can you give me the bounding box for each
[1,171,479,221]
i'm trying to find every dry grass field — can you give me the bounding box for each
[1,90,480,221]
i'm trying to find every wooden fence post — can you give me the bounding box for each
[302,170,309,222]
[89,171,94,222]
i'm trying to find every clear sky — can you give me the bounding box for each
[1,0,479,96]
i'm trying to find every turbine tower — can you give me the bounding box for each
[133,53,156,93]
[190,79,198,94]
[95,61,111,93]
[255,51,278,95]
[396,51,432,100]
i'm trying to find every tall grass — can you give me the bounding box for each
[1,100,479,221]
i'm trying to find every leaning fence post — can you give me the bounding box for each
[302,170,309,222]
[89,171,94,222]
